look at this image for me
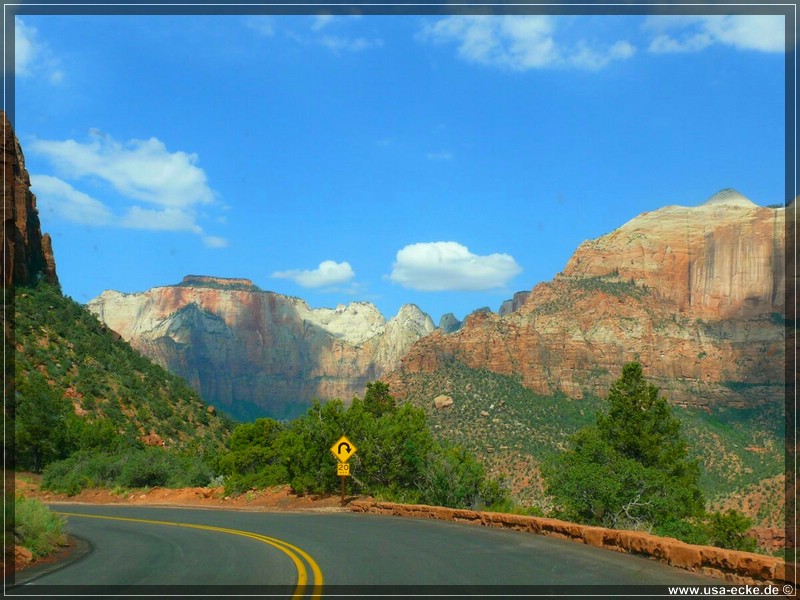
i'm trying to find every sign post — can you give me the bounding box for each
[330,436,357,506]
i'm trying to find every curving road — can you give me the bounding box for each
[12,504,722,596]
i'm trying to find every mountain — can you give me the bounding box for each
[87,276,436,420]
[389,189,787,410]
[385,189,787,520]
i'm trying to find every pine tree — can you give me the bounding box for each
[544,362,705,531]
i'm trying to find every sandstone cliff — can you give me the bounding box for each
[499,291,531,316]
[88,276,436,419]
[389,190,787,409]
[2,111,58,288]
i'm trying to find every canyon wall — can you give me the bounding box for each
[88,276,435,419]
[390,190,787,409]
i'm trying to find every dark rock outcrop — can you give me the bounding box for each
[499,291,531,316]
[438,313,462,334]
[2,111,58,288]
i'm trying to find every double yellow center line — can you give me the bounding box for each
[55,511,324,599]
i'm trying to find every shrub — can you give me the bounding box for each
[213,382,507,509]
[14,496,67,558]
[421,445,499,509]
[654,518,710,546]
[706,509,757,552]
[42,447,214,493]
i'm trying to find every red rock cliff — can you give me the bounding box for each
[390,190,786,409]
[2,112,58,288]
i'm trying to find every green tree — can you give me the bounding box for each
[212,382,507,509]
[274,399,349,494]
[362,381,396,417]
[543,362,705,531]
[14,372,73,472]
[421,444,506,509]
[706,509,757,552]
[597,362,691,472]
[217,418,288,494]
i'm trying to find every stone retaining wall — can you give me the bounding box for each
[350,500,794,585]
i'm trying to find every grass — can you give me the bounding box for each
[13,496,67,558]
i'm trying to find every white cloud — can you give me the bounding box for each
[246,16,275,36]
[426,151,453,161]
[285,14,382,53]
[318,35,383,53]
[649,32,713,53]
[30,129,226,247]
[418,15,635,71]
[15,18,36,76]
[120,206,203,233]
[202,235,229,249]
[645,15,785,54]
[30,131,215,209]
[272,260,356,288]
[15,17,64,83]
[30,175,113,225]
[571,40,636,69]
[311,14,335,31]
[389,241,522,292]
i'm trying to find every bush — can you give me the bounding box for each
[421,444,503,509]
[118,449,171,488]
[14,496,67,558]
[213,382,507,509]
[223,465,289,495]
[42,447,215,494]
[706,509,757,552]
[653,509,757,551]
[654,518,710,546]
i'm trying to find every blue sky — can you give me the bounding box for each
[11,9,788,324]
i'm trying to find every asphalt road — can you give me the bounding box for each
[11,504,723,597]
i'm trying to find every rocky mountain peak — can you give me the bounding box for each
[499,291,531,316]
[387,305,436,337]
[392,190,785,410]
[438,313,462,334]
[702,188,758,208]
[392,303,432,323]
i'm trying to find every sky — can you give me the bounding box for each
[10,7,789,324]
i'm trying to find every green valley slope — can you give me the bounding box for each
[393,359,785,528]
[13,282,232,471]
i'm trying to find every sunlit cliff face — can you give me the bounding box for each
[389,190,786,410]
[87,278,436,420]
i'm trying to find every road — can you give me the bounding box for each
[11,504,723,596]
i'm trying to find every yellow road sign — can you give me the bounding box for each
[337,463,350,477]
[330,435,357,463]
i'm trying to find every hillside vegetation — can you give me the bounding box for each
[392,358,784,527]
[213,382,507,508]
[13,282,233,475]
[14,283,503,511]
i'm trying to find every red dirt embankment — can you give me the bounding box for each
[14,473,353,512]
